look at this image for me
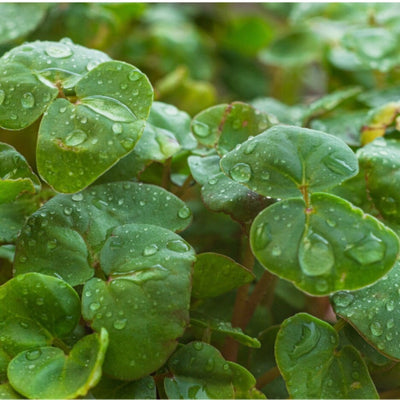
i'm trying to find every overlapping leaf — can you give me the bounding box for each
[250,193,399,295]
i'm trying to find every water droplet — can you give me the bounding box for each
[65,129,87,146]
[167,239,190,253]
[143,244,158,256]
[271,245,282,257]
[333,292,354,308]
[299,230,334,276]
[370,321,383,337]
[230,162,252,183]
[253,223,271,250]
[352,371,360,380]
[208,177,217,185]
[292,322,320,359]
[21,92,35,108]
[112,123,123,134]
[45,44,72,58]
[386,300,395,312]
[90,302,100,311]
[244,141,257,155]
[193,342,203,351]
[0,89,5,105]
[128,71,141,81]
[323,154,355,176]
[86,60,100,71]
[47,239,57,250]
[63,207,72,216]
[178,206,191,219]
[72,193,83,202]
[261,171,270,181]
[316,279,328,292]
[59,106,67,113]
[326,219,336,228]
[205,358,215,372]
[36,297,44,306]
[345,232,386,265]
[25,349,41,361]
[386,332,393,341]
[113,318,127,330]
[192,120,211,138]
[387,318,394,329]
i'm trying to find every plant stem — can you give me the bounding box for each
[161,158,172,190]
[256,366,281,389]
[52,337,70,354]
[333,318,347,332]
[174,174,193,198]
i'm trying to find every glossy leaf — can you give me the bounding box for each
[164,342,263,399]
[250,192,399,295]
[191,102,276,155]
[0,4,48,44]
[8,329,108,399]
[192,252,254,298]
[332,260,400,360]
[82,223,195,380]
[276,313,378,399]
[0,143,40,204]
[0,383,22,399]
[91,375,156,399]
[37,60,153,192]
[14,182,192,286]
[220,126,358,199]
[0,273,80,358]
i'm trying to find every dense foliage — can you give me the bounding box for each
[2,3,400,399]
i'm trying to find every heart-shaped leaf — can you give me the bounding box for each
[220,126,358,199]
[191,102,276,155]
[276,313,378,399]
[250,193,399,295]
[82,223,195,380]
[332,260,400,360]
[91,375,156,399]
[0,143,40,204]
[14,182,192,286]
[8,329,108,399]
[192,252,254,298]
[164,342,264,399]
[0,273,80,359]
[37,60,153,192]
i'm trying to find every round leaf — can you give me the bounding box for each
[192,252,254,298]
[220,125,359,199]
[332,260,400,360]
[14,182,192,286]
[82,223,195,380]
[8,329,108,399]
[250,193,399,295]
[0,273,80,358]
[37,61,153,193]
[276,313,378,399]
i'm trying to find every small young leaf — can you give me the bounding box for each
[7,329,108,399]
[14,182,192,286]
[0,273,80,358]
[332,260,400,360]
[192,252,254,298]
[276,313,378,399]
[220,126,358,199]
[250,193,399,295]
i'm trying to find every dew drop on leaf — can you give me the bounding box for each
[230,162,252,183]
[72,193,83,202]
[299,231,334,276]
[128,71,141,81]
[89,302,100,311]
[192,120,211,138]
[369,321,383,337]
[65,130,88,146]
[112,123,123,134]
[45,43,72,58]
[178,205,191,219]
[113,318,127,330]
[345,232,386,265]
[142,244,158,256]
[25,349,42,361]
[0,89,5,105]
[166,239,190,253]
[322,153,355,175]
[205,358,215,372]
[21,92,35,108]
[63,207,72,216]
[332,292,354,308]
[193,342,203,351]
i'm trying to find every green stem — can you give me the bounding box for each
[333,318,347,332]
[256,366,281,390]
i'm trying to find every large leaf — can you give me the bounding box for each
[164,342,264,399]
[14,182,192,286]
[8,329,108,399]
[276,313,378,399]
[0,273,80,358]
[220,126,358,199]
[82,223,195,380]
[250,193,399,295]
[37,60,153,192]
[332,260,400,360]
[0,143,40,204]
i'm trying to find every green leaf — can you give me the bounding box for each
[250,193,399,295]
[91,375,156,399]
[192,252,254,298]
[190,313,260,348]
[357,138,400,223]
[0,4,48,44]
[220,126,358,199]
[191,102,276,155]
[37,60,153,192]
[0,143,40,204]
[276,313,378,399]
[8,329,108,399]
[164,342,263,399]
[332,260,400,360]
[0,383,22,399]
[0,273,80,358]
[14,182,192,286]
[82,223,195,380]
